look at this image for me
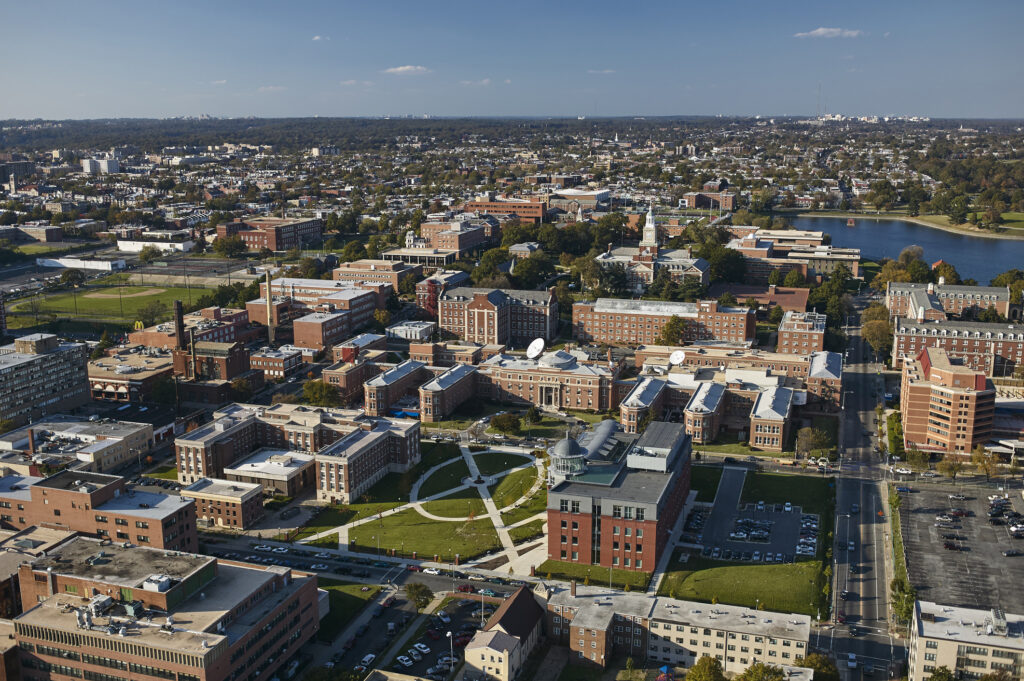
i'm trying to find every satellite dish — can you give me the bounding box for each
[526,338,546,359]
[669,350,686,366]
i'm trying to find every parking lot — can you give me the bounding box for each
[694,468,819,563]
[900,485,1024,612]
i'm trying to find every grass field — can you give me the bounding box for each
[420,402,505,431]
[421,487,487,518]
[16,242,90,256]
[148,465,179,480]
[487,416,575,440]
[317,578,381,642]
[358,442,462,503]
[537,559,650,590]
[348,508,501,561]
[11,285,201,321]
[860,259,882,285]
[488,466,538,509]
[500,486,548,526]
[697,439,793,457]
[473,452,532,476]
[418,459,471,499]
[690,465,724,503]
[657,555,826,616]
[740,471,834,517]
[509,519,545,544]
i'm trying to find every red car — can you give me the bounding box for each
[382,596,396,607]
[407,565,422,572]
[837,611,847,624]
[425,629,441,640]
[456,584,474,592]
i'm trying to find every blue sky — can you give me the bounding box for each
[1,0,1021,119]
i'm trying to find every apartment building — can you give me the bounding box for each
[419,364,477,422]
[415,269,470,317]
[363,360,431,417]
[332,259,423,291]
[463,196,547,223]
[181,477,264,529]
[0,470,196,552]
[572,299,756,346]
[315,417,420,504]
[909,601,1024,681]
[892,319,1024,377]
[546,422,691,573]
[13,536,320,681]
[900,346,995,454]
[217,216,324,251]
[438,287,557,346]
[416,220,495,253]
[777,311,826,355]
[543,581,811,673]
[322,357,384,405]
[408,340,504,367]
[887,281,1014,320]
[0,417,153,474]
[0,334,89,427]
[249,346,303,379]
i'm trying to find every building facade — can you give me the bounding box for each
[217,216,324,251]
[332,259,423,291]
[181,477,265,529]
[776,311,826,355]
[438,288,557,346]
[892,319,1024,377]
[909,601,1024,681]
[0,334,89,427]
[573,299,755,346]
[887,281,1013,320]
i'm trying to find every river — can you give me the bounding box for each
[787,216,1024,285]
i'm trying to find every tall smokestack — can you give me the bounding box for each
[173,300,185,351]
[189,328,198,381]
[28,429,35,455]
[265,270,274,346]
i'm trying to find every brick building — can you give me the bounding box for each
[900,346,995,454]
[181,477,265,529]
[706,283,810,313]
[419,364,477,422]
[546,421,691,573]
[12,536,319,681]
[892,319,1024,377]
[172,340,251,381]
[314,416,420,504]
[776,310,826,355]
[572,299,756,346]
[322,357,385,405]
[223,448,316,497]
[886,281,1014,320]
[0,470,196,552]
[462,196,547,223]
[475,349,621,412]
[748,386,794,451]
[293,311,349,351]
[415,269,471,318]
[216,216,324,251]
[363,360,432,417]
[332,259,423,291]
[128,306,252,349]
[438,287,557,346]
[249,346,303,379]
[0,333,89,427]
[88,349,174,402]
[408,340,505,367]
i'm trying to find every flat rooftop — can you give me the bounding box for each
[89,352,174,380]
[916,600,1024,650]
[182,477,262,499]
[99,489,194,520]
[35,470,119,493]
[32,536,210,587]
[224,447,315,481]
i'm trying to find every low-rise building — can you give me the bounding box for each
[387,320,436,341]
[777,310,827,355]
[892,318,1024,377]
[748,386,794,452]
[250,346,303,379]
[181,477,265,529]
[419,364,477,422]
[464,586,545,681]
[364,360,431,417]
[909,601,1024,681]
[900,346,995,454]
[322,357,385,405]
[223,448,316,497]
[88,348,174,402]
[129,306,252,349]
[408,340,505,367]
[315,417,420,504]
[416,269,471,317]
[887,281,1014,320]
[332,258,423,291]
[217,216,324,251]
[573,299,756,346]
[0,417,153,474]
[293,311,349,351]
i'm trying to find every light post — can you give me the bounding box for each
[446,630,453,664]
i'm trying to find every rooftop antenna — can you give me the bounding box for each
[526,337,545,360]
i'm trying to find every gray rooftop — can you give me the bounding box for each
[916,600,1024,651]
[365,359,425,387]
[751,386,794,420]
[889,281,1010,300]
[896,318,1024,338]
[808,351,842,380]
[685,381,726,414]
[98,489,194,520]
[420,363,476,392]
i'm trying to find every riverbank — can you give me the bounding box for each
[788,210,1024,241]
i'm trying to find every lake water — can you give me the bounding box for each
[787,216,1024,285]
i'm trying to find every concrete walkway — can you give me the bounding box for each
[461,444,519,562]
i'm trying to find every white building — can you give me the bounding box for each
[386,321,436,341]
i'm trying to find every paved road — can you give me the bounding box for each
[830,295,907,678]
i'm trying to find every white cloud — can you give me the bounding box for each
[257,85,286,93]
[459,78,491,87]
[312,35,329,41]
[504,79,512,85]
[340,79,374,87]
[883,31,891,38]
[794,27,863,39]
[383,65,430,75]
[210,79,227,85]
[587,69,616,74]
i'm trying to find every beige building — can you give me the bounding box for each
[777,311,826,355]
[464,587,545,681]
[910,601,1024,681]
[0,417,153,473]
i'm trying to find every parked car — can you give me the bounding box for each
[423,567,441,575]
[414,643,432,654]
[396,656,413,668]
[360,654,376,667]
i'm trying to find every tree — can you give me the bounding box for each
[861,303,889,323]
[212,235,246,258]
[898,245,924,267]
[890,575,916,623]
[0,419,17,436]
[137,244,162,263]
[373,308,391,332]
[717,291,737,307]
[303,380,341,407]
[971,445,1000,481]
[91,329,115,359]
[861,319,893,356]
[230,377,253,401]
[272,392,300,405]
[947,195,970,225]
[906,444,930,472]
[59,268,86,287]
[657,315,688,346]
[795,655,837,681]
[937,453,967,481]
[796,427,832,460]
[491,413,521,434]
[782,269,806,288]
[932,262,961,285]
[524,406,540,424]
[339,240,367,262]
[978,307,1006,323]
[734,662,786,681]
[767,305,785,325]
[137,300,168,327]
[927,667,955,681]
[512,253,555,290]
[866,180,898,210]
[686,656,727,681]
[405,582,433,610]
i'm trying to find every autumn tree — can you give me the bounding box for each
[937,453,967,481]
[861,319,893,356]
[971,445,1000,481]
[734,662,786,681]
[657,315,688,345]
[303,380,340,407]
[405,582,433,611]
[686,656,727,681]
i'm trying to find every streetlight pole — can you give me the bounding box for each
[446,630,453,665]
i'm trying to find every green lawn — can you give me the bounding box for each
[509,519,545,544]
[740,471,834,517]
[860,259,882,285]
[16,242,93,256]
[148,465,179,480]
[500,486,548,526]
[348,508,501,561]
[564,410,612,425]
[473,452,532,476]
[536,560,650,590]
[418,459,471,498]
[690,465,723,503]
[421,401,506,431]
[488,466,538,509]
[317,578,381,642]
[697,439,793,457]
[356,441,462,504]
[421,487,487,518]
[657,555,826,617]
[287,500,398,543]
[488,416,575,441]
[11,285,201,321]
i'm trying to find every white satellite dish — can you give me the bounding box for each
[669,350,686,366]
[526,338,546,359]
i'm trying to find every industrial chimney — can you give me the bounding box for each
[173,300,186,351]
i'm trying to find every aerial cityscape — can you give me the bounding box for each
[1,3,1024,681]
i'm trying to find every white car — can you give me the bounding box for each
[271,547,288,554]
[414,643,431,654]
[315,552,333,559]
[310,564,329,571]
[407,650,423,661]
[254,545,273,551]
[423,567,441,575]
[784,502,793,512]
[361,654,376,667]
[396,656,413,668]
[895,467,912,475]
